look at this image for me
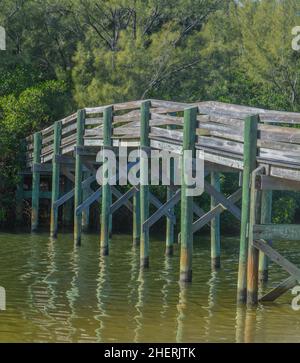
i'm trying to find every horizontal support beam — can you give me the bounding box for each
[74,145,98,157]
[55,155,75,164]
[24,191,52,199]
[253,239,300,280]
[253,224,300,241]
[32,163,52,173]
[257,175,300,192]
[143,189,180,230]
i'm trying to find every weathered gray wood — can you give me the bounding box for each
[257,175,300,191]
[143,190,180,230]
[253,224,300,241]
[111,186,133,213]
[55,155,75,165]
[61,166,75,183]
[253,239,300,279]
[54,189,74,208]
[197,101,300,124]
[110,186,137,214]
[270,167,300,182]
[204,181,241,220]
[148,192,176,224]
[260,276,298,302]
[76,187,102,216]
[32,163,52,172]
[192,188,242,233]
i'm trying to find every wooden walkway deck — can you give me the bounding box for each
[19,99,300,306]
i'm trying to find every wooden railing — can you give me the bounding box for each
[25,99,300,176]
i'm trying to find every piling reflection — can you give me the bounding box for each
[95,254,109,342]
[235,305,246,343]
[134,269,146,343]
[160,256,172,319]
[1,232,298,342]
[244,308,257,343]
[204,270,218,340]
[65,239,80,341]
[176,283,188,343]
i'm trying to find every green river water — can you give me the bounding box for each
[0,232,300,343]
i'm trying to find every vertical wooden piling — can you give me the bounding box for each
[16,174,24,225]
[247,168,262,305]
[237,115,258,303]
[74,109,85,246]
[31,131,42,232]
[211,172,221,269]
[50,121,62,238]
[133,190,140,245]
[140,100,151,268]
[63,177,73,227]
[100,106,113,256]
[82,172,91,232]
[259,190,272,283]
[179,106,197,283]
[16,140,26,225]
[166,124,175,257]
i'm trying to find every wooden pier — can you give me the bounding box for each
[18,99,300,305]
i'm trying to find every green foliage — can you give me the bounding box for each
[272,195,297,224]
[0,0,300,228]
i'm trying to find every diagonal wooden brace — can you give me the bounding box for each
[143,189,180,231]
[192,188,242,233]
[204,181,241,220]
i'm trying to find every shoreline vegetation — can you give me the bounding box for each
[1,0,300,231]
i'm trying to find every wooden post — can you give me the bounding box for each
[237,115,258,303]
[211,171,221,269]
[133,190,140,245]
[166,124,175,256]
[259,190,272,283]
[16,174,24,225]
[63,177,73,227]
[16,140,26,225]
[74,109,85,246]
[100,106,113,256]
[247,168,262,305]
[50,121,62,238]
[140,100,151,268]
[31,131,42,232]
[82,172,91,232]
[179,106,197,283]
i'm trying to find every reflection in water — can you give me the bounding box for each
[65,241,80,342]
[95,255,109,343]
[176,283,188,343]
[160,256,172,319]
[0,232,299,342]
[235,305,247,343]
[134,269,146,343]
[204,271,218,340]
[244,308,257,343]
